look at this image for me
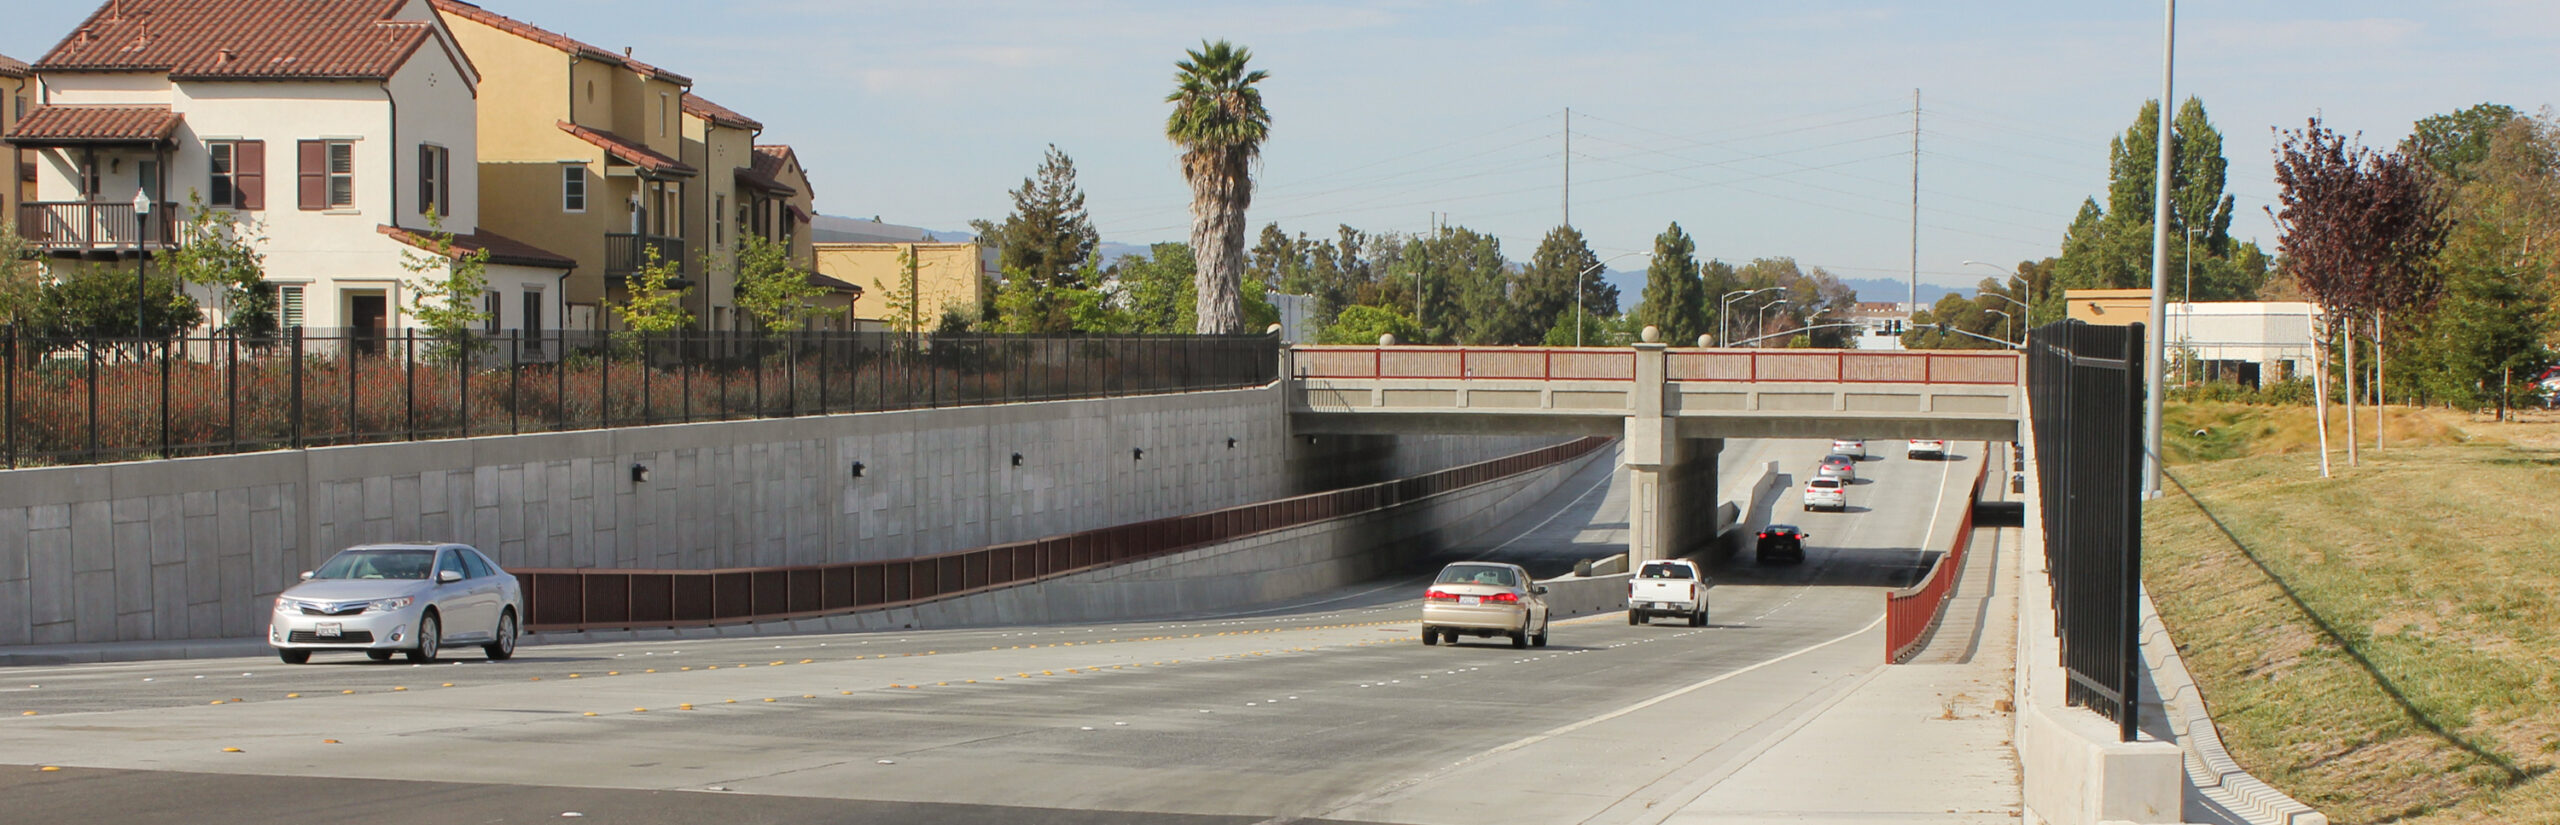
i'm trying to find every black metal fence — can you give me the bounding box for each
[0,328,1279,468]
[2026,319,2144,742]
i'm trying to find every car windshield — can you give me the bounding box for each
[1767,524,1798,534]
[310,548,436,580]
[1434,565,1519,587]
[1638,562,1693,579]
[1825,455,1852,464]
[1811,478,1842,489]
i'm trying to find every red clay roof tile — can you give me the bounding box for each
[681,94,759,131]
[4,105,183,144]
[378,224,577,270]
[557,120,696,176]
[38,0,438,81]
[428,0,688,84]
[0,53,29,78]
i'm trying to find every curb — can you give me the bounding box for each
[2140,587,2328,825]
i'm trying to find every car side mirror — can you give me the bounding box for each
[299,571,313,581]
[1531,585,1548,595]
[438,569,463,583]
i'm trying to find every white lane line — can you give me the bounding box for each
[1263,610,1886,825]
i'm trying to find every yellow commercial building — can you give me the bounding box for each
[812,242,989,331]
[2063,289,2154,327]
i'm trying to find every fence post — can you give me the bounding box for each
[3,326,15,469]
[86,343,100,463]
[158,335,171,458]
[289,327,303,449]
[344,329,357,443]
[458,331,471,438]
[785,331,798,417]
[510,330,523,435]
[225,331,238,454]
[404,330,416,442]
[599,335,610,430]
[554,330,566,432]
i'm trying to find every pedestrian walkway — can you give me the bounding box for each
[1657,508,2024,823]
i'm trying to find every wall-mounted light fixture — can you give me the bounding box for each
[848,461,866,478]
[630,463,651,484]
[1132,447,1145,461]
[1011,452,1024,467]
[1226,437,1238,449]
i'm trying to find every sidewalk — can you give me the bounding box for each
[1659,506,2023,823]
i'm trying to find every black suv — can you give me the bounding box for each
[1756,524,1807,564]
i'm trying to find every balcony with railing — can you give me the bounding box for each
[604,233,687,281]
[16,201,181,253]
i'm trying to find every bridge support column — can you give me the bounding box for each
[1624,340,1723,566]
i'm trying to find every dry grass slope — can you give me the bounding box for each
[2147,407,2560,824]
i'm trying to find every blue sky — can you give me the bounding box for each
[11,1,2557,294]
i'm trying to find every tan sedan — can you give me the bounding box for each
[1420,561,1551,648]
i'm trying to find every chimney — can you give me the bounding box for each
[623,46,633,58]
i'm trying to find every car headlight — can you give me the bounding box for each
[275,597,308,613]
[364,596,415,613]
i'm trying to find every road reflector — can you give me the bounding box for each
[322,739,340,744]
[800,659,814,664]
[679,703,694,710]
[19,711,34,716]
[209,700,225,705]
[803,694,816,698]
[633,708,647,713]
[221,747,242,753]
[285,693,300,698]
[392,686,407,691]
[583,712,598,717]
[567,674,580,678]
[607,671,619,676]
[763,698,778,702]
[39,766,60,771]
[440,683,454,688]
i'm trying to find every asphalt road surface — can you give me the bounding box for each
[0,438,1983,825]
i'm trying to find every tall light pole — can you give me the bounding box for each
[1961,259,2031,328]
[1576,251,1646,347]
[1986,307,2013,347]
[1755,299,1792,347]
[1719,286,1780,347]
[2144,0,2177,499]
[132,187,153,339]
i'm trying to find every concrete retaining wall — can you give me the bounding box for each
[0,383,1554,646]
[611,444,1615,634]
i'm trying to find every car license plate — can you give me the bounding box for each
[1461,595,1481,605]
[316,622,342,638]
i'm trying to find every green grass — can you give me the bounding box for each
[2146,439,2560,824]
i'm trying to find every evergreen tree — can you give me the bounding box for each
[1632,223,1704,344]
[1519,226,1602,344]
[2053,98,2269,310]
[969,144,1099,290]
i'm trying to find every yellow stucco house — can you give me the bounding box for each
[432,0,698,331]
[812,242,988,332]
[1,53,31,229]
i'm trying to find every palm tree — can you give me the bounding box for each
[1165,40,1271,334]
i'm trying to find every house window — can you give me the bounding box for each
[275,285,305,328]
[483,290,502,333]
[205,140,263,210]
[562,165,587,212]
[299,139,355,210]
[327,141,354,208]
[419,144,450,218]
[713,194,725,245]
[521,290,543,342]
[139,159,160,205]
[658,93,670,137]
[79,160,101,197]
[208,142,237,207]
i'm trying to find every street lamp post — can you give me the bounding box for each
[1961,259,2031,328]
[1719,286,1780,347]
[1986,307,2013,346]
[1755,299,1792,347]
[1576,252,1646,347]
[132,188,153,339]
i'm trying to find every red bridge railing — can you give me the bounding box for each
[1293,346,2018,385]
[511,436,1612,631]
[1884,453,1993,663]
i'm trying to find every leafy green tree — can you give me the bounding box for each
[610,245,693,345]
[1517,226,1602,345]
[1318,304,1419,345]
[968,144,1099,290]
[0,222,39,328]
[731,233,825,335]
[2403,103,2522,185]
[1166,40,1271,334]
[879,245,926,334]
[161,194,275,338]
[1114,242,1270,334]
[31,261,204,342]
[2405,114,2559,418]
[1631,222,1704,344]
[399,210,494,358]
[2053,98,2270,304]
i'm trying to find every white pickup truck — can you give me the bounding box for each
[1626,559,1710,626]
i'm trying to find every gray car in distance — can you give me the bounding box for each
[268,543,524,664]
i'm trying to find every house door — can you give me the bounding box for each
[349,292,388,355]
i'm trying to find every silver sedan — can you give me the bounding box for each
[268,543,524,664]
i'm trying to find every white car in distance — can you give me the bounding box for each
[1803,476,1847,511]
[1907,439,1948,460]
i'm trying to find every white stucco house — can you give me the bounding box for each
[5,0,574,347]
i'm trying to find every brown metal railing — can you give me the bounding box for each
[511,435,1613,631]
[1884,451,1992,663]
[604,232,686,278]
[16,201,180,251]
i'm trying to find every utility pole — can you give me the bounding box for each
[2143,0,2175,499]
[1909,88,1920,324]
[1563,107,1571,230]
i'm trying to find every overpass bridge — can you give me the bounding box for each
[1285,341,2023,564]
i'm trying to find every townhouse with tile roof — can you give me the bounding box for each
[1,54,29,225]
[430,0,709,331]
[677,95,855,331]
[2,0,575,345]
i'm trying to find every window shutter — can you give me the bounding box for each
[236,141,266,210]
[418,144,432,215]
[437,148,450,218]
[297,140,325,211]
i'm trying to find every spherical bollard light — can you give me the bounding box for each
[1266,323,1283,336]
[1377,333,1397,346]
[1640,325,1661,344]
[1697,335,1712,348]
